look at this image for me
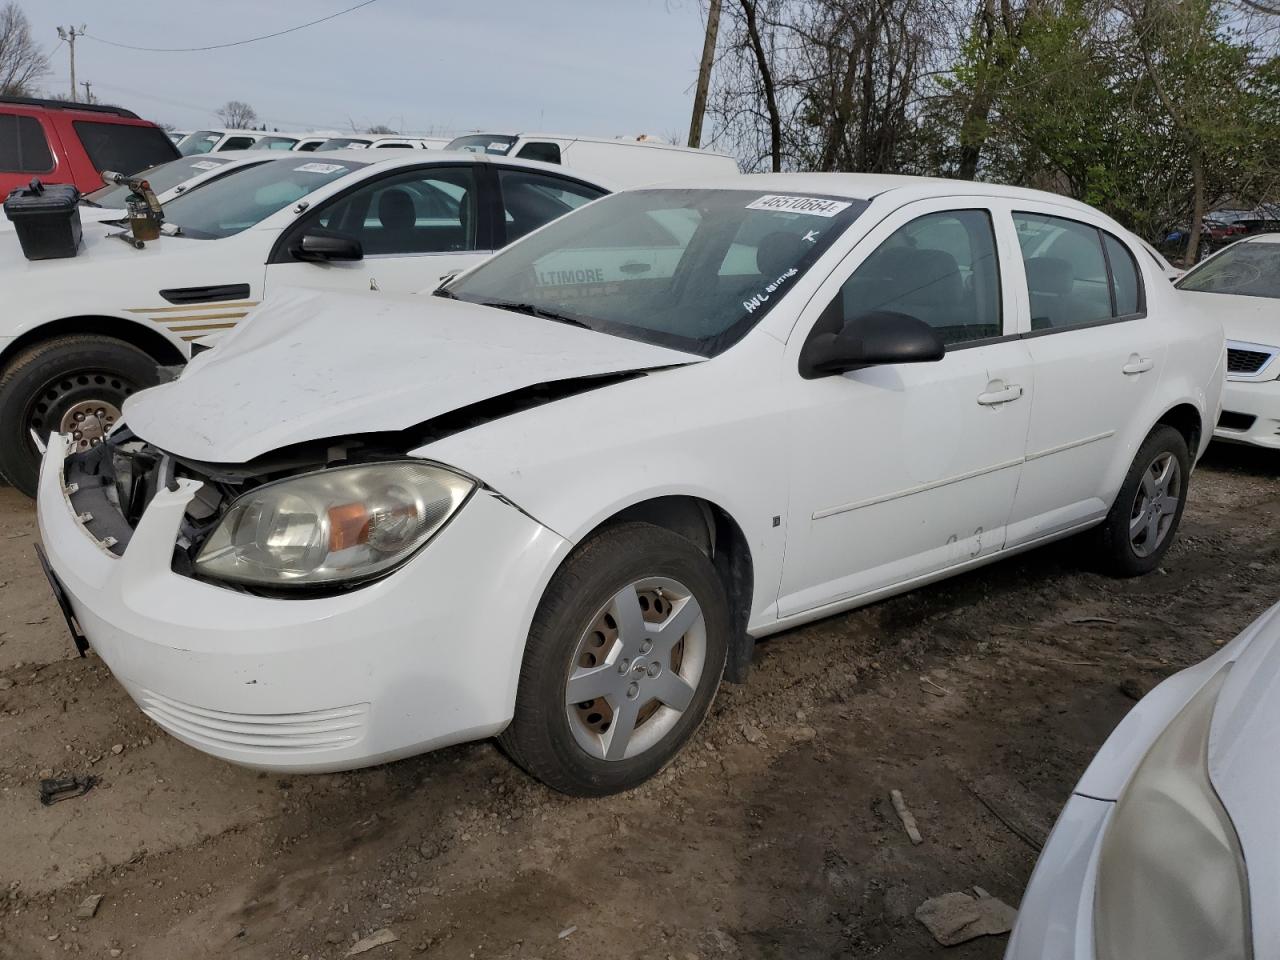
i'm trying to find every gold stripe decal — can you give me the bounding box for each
[126,301,260,314]
[150,311,250,324]
[165,321,241,333]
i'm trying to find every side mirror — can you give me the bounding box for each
[291,228,363,263]
[800,310,945,379]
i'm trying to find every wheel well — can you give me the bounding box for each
[1155,403,1202,458]
[0,316,185,370]
[602,496,756,683]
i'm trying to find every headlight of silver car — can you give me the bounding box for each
[1095,664,1252,960]
[195,462,475,588]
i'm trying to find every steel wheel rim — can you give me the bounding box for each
[26,370,135,453]
[1129,452,1181,558]
[564,576,707,762]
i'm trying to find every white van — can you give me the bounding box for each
[444,132,739,188]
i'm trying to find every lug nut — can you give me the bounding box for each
[626,682,640,699]
[617,658,631,675]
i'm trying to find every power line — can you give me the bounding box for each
[81,0,384,53]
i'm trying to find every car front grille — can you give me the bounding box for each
[137,689,368,754]
[1227,348,1272,375]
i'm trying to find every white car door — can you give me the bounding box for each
[265,163,495,295]
[777,200,1035,617]
[1002,208,1167,546]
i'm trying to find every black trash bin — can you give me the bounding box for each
[3,180,82,260]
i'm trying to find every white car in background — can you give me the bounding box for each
[0,153,275,234]
[1175,234,1280,449]
[315,136,448,151]
[445,131,739,187]
[37,174,1222,798]
[1007,599,1280,960]
[177,129,276,155]
[0,151,609,494]
[290,132,342,152]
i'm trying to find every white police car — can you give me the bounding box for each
[0,150,609,494]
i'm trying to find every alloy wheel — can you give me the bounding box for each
[564,576,707,762]
[1129,452,1181,558]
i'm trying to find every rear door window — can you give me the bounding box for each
[1014,212,1145,329]
[0,113,55,173]
[497,169,606,243]
[73,121,176,174]
[217,136,256,151]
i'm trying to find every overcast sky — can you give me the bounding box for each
[26,0,710,139]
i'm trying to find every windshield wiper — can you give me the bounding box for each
[479,299,592,329]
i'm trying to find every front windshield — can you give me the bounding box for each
[446,188,867,356]
[251,136,300,151]
[85,155,232,206]
[1177,239,1280,299]
[162,158,367,239]
[178,131,221,156]
[317,138,370,151]
[446,134,516,155]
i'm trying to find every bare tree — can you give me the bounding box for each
[365,123,398,134]
[0,2,48,96]
[216,100,258,128]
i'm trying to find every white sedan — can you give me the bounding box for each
[1007,599,1280,960]
[0,150,609,494]
[1176,233,1280,448]
[37,174,1224,796]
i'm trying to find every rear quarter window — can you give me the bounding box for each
[0,113,55,173]
[73,121,177,175]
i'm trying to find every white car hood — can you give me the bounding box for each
[1208,601,1280,953]
[1181,290,1280,350]
[124,288,701,463]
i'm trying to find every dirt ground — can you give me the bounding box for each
[1,444,1278,960]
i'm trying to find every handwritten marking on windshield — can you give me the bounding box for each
[743,266,799,314]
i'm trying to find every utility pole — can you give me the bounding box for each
[56,26,86,102]
[687,0,722,149]
[79,81,92,103]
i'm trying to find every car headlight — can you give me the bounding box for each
[1095,664,1252,960]
[194,461,474,588]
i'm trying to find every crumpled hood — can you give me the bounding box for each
[1206,600,1280,952]
[124,288,701,463]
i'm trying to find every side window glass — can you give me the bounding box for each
[306,166,479,256]
[1013,212,1112,330]
[822,209,1003,346]
[516,141,562,165]
[0,114,54,173]
[1103,233,1142,316]
[218,137,255,151]
[498,169,605,244]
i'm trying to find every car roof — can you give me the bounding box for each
[638,171,1107,213]
[291,149,614,188]
[1243,232,1280,245]
[454,131,737,160]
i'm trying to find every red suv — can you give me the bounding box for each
[0,96,179,196]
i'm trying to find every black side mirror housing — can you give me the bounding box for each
[292,228,363,263]
[800,310,946,379]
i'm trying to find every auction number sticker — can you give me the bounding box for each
[190,160,220,171]
[294,162,347,175]
[746,195,852,217]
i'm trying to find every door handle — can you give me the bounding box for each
[977,383,1023,406]
[1123,356,1154,375]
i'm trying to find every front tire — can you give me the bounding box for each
[500,522,730,796]
[1095,425,1190,577]
[0,335,159,497]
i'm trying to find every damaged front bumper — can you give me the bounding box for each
[36,432,571,772]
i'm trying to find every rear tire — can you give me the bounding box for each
[499,522,730,796]
[0,335,159,497]
[1094,425,1190,577]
